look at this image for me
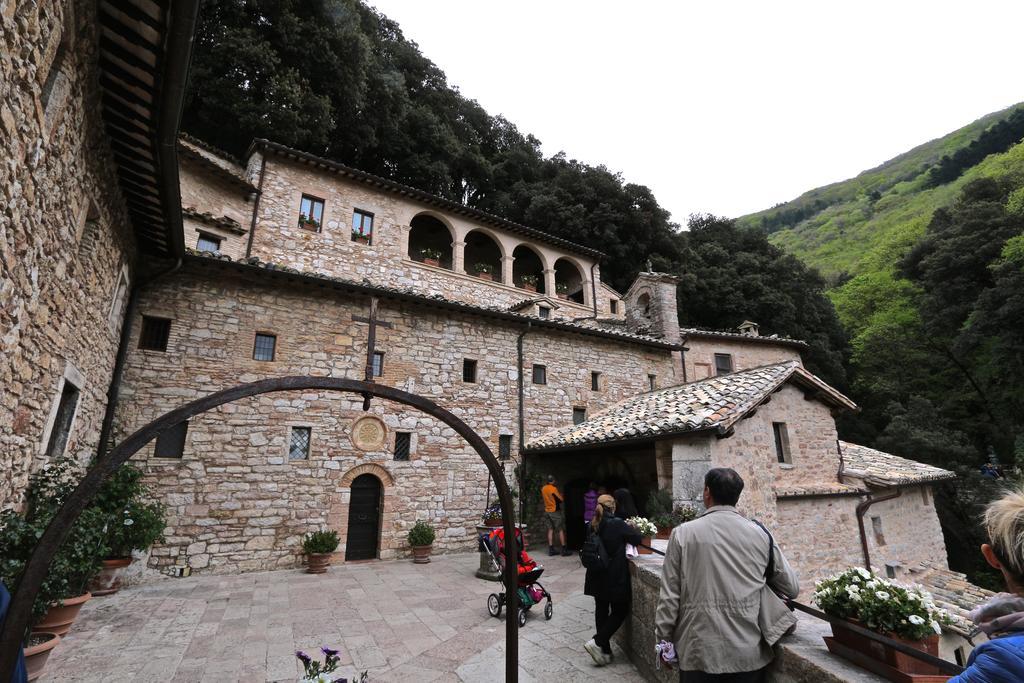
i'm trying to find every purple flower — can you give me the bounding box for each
[321,645,340,657]
[295,650,312,665]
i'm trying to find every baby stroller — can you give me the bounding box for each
[480,527,553,626]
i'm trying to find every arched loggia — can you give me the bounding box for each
[0,377,521,682]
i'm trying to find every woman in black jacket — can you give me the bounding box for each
[584,494,641,666]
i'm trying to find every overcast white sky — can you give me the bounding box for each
[368,0,1024,226]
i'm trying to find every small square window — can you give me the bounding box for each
[372,351,385,377]
[591,371,601,391]
[253,333,276,361]
[871,516,886,546]
[610,300,618,314]
[299,194,324,231]
[196,233,221,253]
[573,407,587,425]
[352,209,374,243]
[289,427,311,460]
[538,306,550,319]
[139,316,171,351]
[714,353,734,375]
[772,422,792,464]
[394,432,411,461]
[154,421,188,458]
[45,380,80,459]
[463,358,477,383]
[648,374,657,391]
[532,364,547,385]
[499,434,512,460]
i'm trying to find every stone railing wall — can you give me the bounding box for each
[615,549,887,683]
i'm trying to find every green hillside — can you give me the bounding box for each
[737,103,1024,279]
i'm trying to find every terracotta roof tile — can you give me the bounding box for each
[840,442,956,487]
[907,561,994,636]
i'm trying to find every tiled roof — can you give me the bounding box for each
[246,139,604,259]
[907,561,994,636]
[182,208,247,235]
[840,442,956,487]
[185,251,680,350]
[774,483,866,499]
[682,327,809,350]
[526,362,857,452]
[179,137,257,193]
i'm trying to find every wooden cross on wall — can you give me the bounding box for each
[352,296,392,410]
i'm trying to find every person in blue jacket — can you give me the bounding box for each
[950,486,1024,682]
[0,580,28,683]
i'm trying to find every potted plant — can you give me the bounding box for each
[351,228,371,245]
[419,248,443,267]
[23,631,61,682]
[88,462,166,595]
[555,282,570,299]
[814,567,951,678]
[652,505,698,539]
[518,274,538,292]
[626,516,658,554]
[482,503,503,527]
[408,521,436,564]
[302,530,340,574]
[473,263,495,281]
[298,215,320,231]
[295,646,367,683]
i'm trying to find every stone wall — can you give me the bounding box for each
[623,272,681,342]
[854,483,948,579]
[685,337,803,381]
[776,496,864,581]
[178,153,252,260]
[113,264,677,573]
[0,0,136,507]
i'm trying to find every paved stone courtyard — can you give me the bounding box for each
[42,552,645,682]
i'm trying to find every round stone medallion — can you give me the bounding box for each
[351,415,387,451]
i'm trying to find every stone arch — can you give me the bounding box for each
[0,376,522,682]
[512,244,547,293]
[553,257,586,304]
[340,462,394,487]
[409,212,455,269]
[464,229,504,279]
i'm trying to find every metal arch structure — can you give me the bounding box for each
[0,377,521,682]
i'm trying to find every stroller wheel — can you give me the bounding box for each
[544,601,553,620]
[487,593,502,618]
[517,608,527,627]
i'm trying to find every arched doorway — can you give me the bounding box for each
[554,258,585,304]
[408,214,454,268]
[512,244,545,293]
[346,473,382,560]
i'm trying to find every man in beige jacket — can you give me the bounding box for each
[655,468,799,682]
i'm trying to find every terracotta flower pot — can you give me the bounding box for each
[476,272,493,281]
[521,283,537,292]
[89,557,132,596]
[557,292,569,300]
[423,258,440,268]
[24,632,60,682]
[637,536,653,555]
[353,235,370,245]
[306,553,332,574]
[655,527,672,540]
[33,592,91,636]
[411,544,433,564]
[828,620,942,676]
[482,517,502,527]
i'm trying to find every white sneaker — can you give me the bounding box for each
[584,639,611,666]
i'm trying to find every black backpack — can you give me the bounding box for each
[580,525,609,571]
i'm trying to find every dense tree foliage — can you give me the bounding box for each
[925,108,1024,187]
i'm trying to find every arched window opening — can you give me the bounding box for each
[465,231,502,281]
[554,259,585,304]
[638,292,651,318]
[408,214,453,269]
[512,245,545,293]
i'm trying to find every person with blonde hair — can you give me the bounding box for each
[583,493,641,666]
[949,486,1024,681]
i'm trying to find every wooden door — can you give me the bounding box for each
[346,474,382,561]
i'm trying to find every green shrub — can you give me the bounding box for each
[302,530,340,554]
[407,521,435,546]
[645,489,673,517]
[91,462,166,557]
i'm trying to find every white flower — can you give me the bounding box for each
[931,620,942,635]
[908,615,926,625]
[865,580,878,589]
[857,567,872,579]
[875,591,890,600]
[123,518,134,526]
[846,584,860,593]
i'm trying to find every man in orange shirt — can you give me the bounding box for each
[541,475,571,556]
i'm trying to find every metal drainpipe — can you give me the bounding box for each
[590,259,600,317]
[245,155,267,258]
[837,439,846,484]
[516,322,532,523]
[95,257,182,460]
[856,488,901,571]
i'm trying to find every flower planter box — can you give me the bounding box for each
[825,621,946,681]
[520,283,537,292]
[89,557,132,596]
[411,544,432,564]
[637,535,653,555]
[422,258,441,268]
[33,592,91,636]
[24,632,60,682]
[298,220,319,231]
[475,272,493,281]
[352,235,371,245]
[557,293,569,300]
[306,553,332,574]
[655,527,672,540]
